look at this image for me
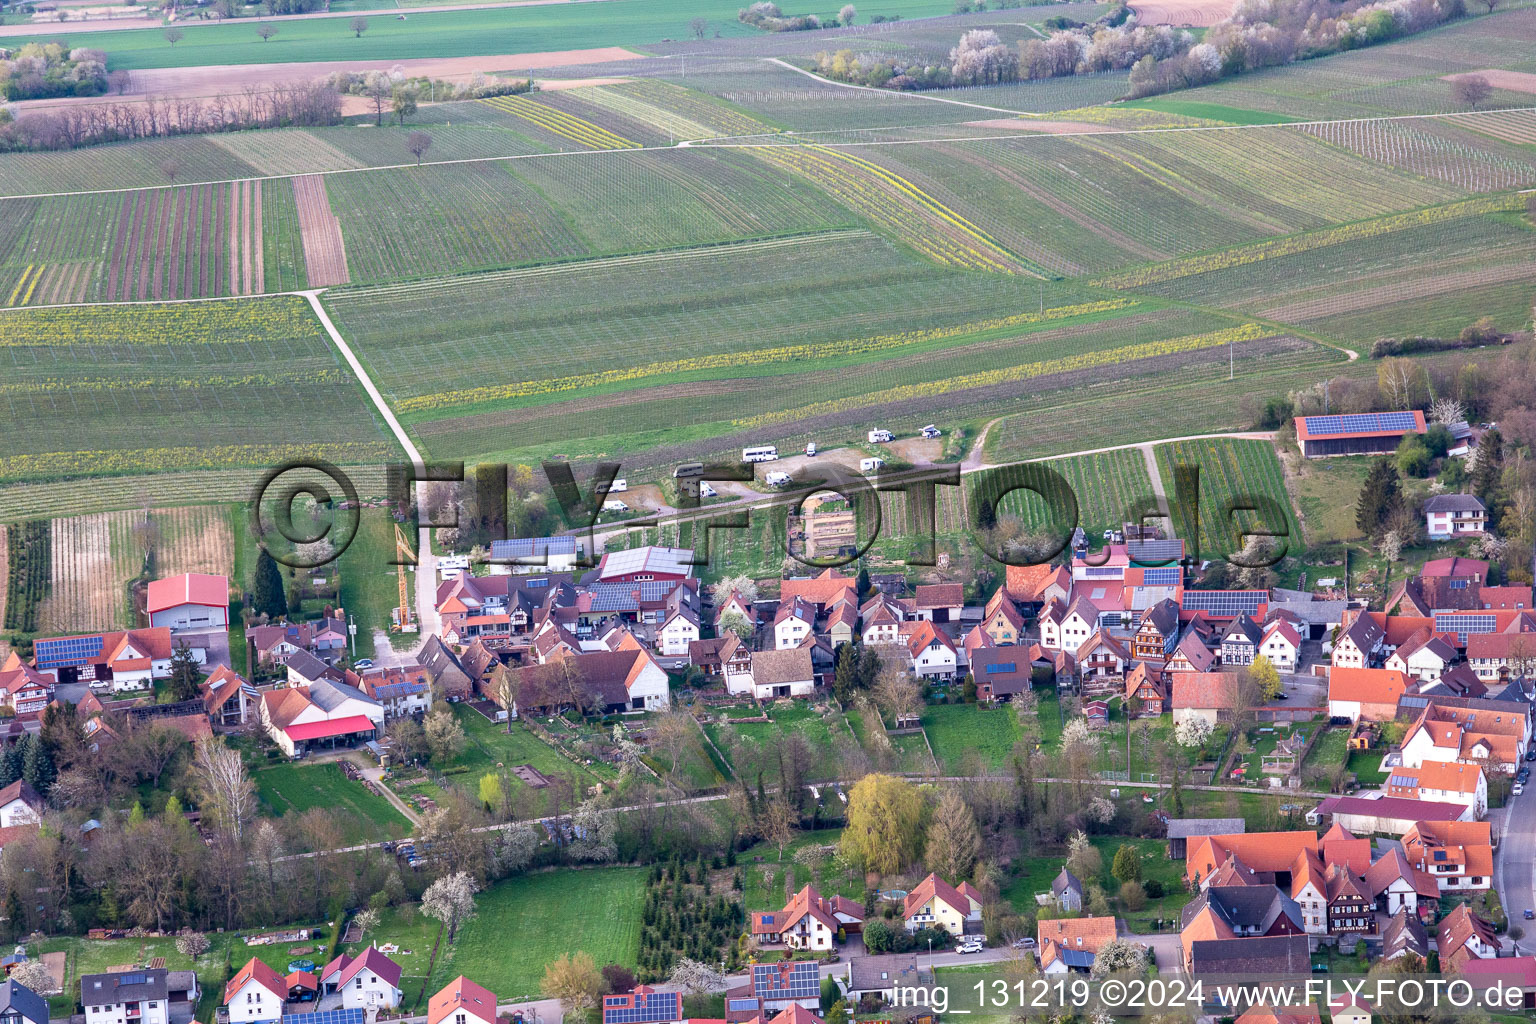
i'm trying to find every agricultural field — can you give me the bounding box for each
[1001,449,1157,539]
[0,181,293,305]
[1153,438,1300,564]
[0,297,398,484]
[35,511,146,635]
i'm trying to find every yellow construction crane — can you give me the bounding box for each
[394,522,415,632]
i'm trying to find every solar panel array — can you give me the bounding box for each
[603,992,682,1024]
[984,662,1018,674]
[1141,567,1182,586]
[34,634,105,669]
[1435,613,1497,642]
[753,962,819,1000]
[280,1009,366,1024]
[1302,412,1418,436]
[1129,539,1184,563]
[1181,591,1266,616]
[728,1000,760,1012]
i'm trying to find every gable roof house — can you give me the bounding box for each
[1076,630,1130,692]
[358,665,432,719]
[601,986,682,1024]
[0,979,48,1024]
[1051,867,1084,912]
[1037,917,1118,975]
[1294,411,1426,459]
[0,782,41,830]
[902,621,958,681]
[84,969,195,1024]
[1258,619,1302,672]
[418,635,475,701]
[1166,631,1217,674]
[1125,662,1167,716]
[1186,933,1310,980]
[260,679,383,758]
[657,586,702,657]
[1381,906,1431,960]
[1363,847,1439,920]
[0,654,52,716]
[1327,668,1409,723]
[1403,820,1494,892]
[904,873,982,936]
[1332,613,1386,670]
[1132,599,1182,663]
[750,961,821,1014]
[31,627,189,692]
[225,958,287,1024]
[1038,596,1100,656]
[980,589,1026,646]
[912,584,964,623]
[1005,563,1071,611]
[1385,630,1457,683]
[1185,831,1320,889]
[753,884,863,951]
[1401,701,1528,771]
[1387,759,1487,818]
[861,593,910,646]
[1180,885,1305,971]
[429,977,497,1024]
[1219,613,1264,667]
[1172,672,1239,727]
[1437,904,1498,972]
[515,647,670,713]
[318,947,403,1009]
[202,665,257,728]
[774,597,816,651]
[735,648,815,700]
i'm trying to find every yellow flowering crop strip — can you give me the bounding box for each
[0,442,397,481]
[397,298,1137,413]
[751,145,1036,275]
[0,298,324,347]
[1093,194,1524,290]
[731,323,1274,430]
[0,370,349,396]
[479,96,638,150]
[6,265,37,308]
[580,87,717,142]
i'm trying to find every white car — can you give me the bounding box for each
[1515,782,1525,796]
[957,940,985,955]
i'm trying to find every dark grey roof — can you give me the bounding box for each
[0,980,47,1024]
[165,971,198,997]
[1221,613,1262,646]
[1165,817,1246,840]
[285,648,331,681]
[81,969,169,1007]
[418,636,471,688]
[1184,886,1303,934]
[1423,494,1487,513]
[847,954,926,993]
[1187,935,1310,976]
[1128,539,1184,564]
[309,677,380,713]
[1051,867,1083,897]
[1266,593,1351,626]
[1381,908,1430,958]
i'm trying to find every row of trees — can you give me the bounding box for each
[0,42,108,101]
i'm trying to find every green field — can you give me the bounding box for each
[253,760,412,843]
[1004,448,1157,538]
[1154,438,1300,565]
[0,297,395,485]
[427,867,646,999]
[0,0,954,71]
[922,702,1021,774]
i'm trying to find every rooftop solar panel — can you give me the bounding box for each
[728,1001,759,1012]
[280,1008,366,1024]
[1302,412,1419,437]
[1142,567,1182,586]
[1181,591,1266,615]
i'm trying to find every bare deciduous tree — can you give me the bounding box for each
[406,130,433,165]
[1453,73,1492,108]
[192,737,256,840]
[256,22,278,41]
[690,15,709,37]
[163,27,184,46]
[350,15,369,36]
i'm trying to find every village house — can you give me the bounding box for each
[902,621,958,681]
[31,627,195,692]
[1363,848,1439,919]
[1258,620,1301,672]
[1038,596,1100,655]
[970,646,1033,703]
[317,947,403,1009]
[1332,614,1386,670]
[1424,494,1489,540]
[1466,631,1536,683]
[903,873,982,935]
[1437,904,1498,971]
[1385,630,1457,683]
[261,677,385,757]
[1403,820,1494,891]
[751,884,863,950]
[429,977,497,1024]
[146,572,229,631]
[860,593,909,645]
[201,666,255,729]
[601,987,681,1024]
[842,955,928,1003]
[596,546,695,584]
[1171,672,1238,727]
[247,617,348,668]
[657,587,701,656]
[1166,632,1216,674]
[419,636,475,701]
[1460,958,1536,1007]
[979,590,1025,645]
[1124,662,1167,715]
[749,961,821,1015]
[225,959,286,1024]
[739,648,816,700]
[774,597,816,650]
[1132,599,1181,662]
[1327,668,1409,722]
[83,968,198,1024]
[1219,613,1264,667]
[0,979,48,1024]
[1051,868,1084,912]
[1004,562,1071,612]
[1400,701,1528,771]
[0,654,52,715]
[357,665,433,719]
[1380,907,1431,960]
[515,646,671,713]
[1324,862,1375,936]
[1293,410,1426,459]
[1037,917,1118,975]
[1185,831,1320,888]
[912,583,964,623]
[1185,933,1310,979]
[1076,631,1130,689]
[0,782,41,829]
[1387,760,1487,817]
[1312,794,1472,836]
[1180,886,1305,972]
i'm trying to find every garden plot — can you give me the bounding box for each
[154,505,235,580]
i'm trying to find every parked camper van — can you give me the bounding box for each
[860,457,885,473]
[607,478,628,493]
[674,462,705,478]
[921,425,941,438]
[699,482,718,498]
[868,429,893,443]
[765,471,792,487]
[805,442,818,457]
[743,445,779,463]
[601,500,630,513]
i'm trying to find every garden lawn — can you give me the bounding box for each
[454,705,604,784]
[34,934,237,1018]
[254,761,411,843]
[923,703,1020,773]
[734,828,858,911]
[1303,727,1350,777]
[1348,748,1390,786]
[705,704,845,781]
[346,908,442,1013]
[428,867,645,1000]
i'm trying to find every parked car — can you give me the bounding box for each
[1526,748,1535,762]
[1012,937,1037,950]
[1515,782,1525,796]
[354,658,374,669]
[957,939,985,954]
[1523,909,1533,920]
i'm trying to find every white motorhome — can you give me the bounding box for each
[601,500,630,513]
[806,442,818,456]
[765,471,792,487]
[860,457,885,473]
[699,482,718,498]
[921,425,941,438]
[607,478,628,493]
[743,445,780,463]
[868,429,893,443]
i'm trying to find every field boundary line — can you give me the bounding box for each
[6,105,1536,201]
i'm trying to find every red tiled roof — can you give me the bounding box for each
[226,957,286,1004]
[1329,668,1409,705]
[146,573,229,613]
[430,976,498,1024]
[1171,672,1237,710]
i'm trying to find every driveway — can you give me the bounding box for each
[179,628,231,673]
